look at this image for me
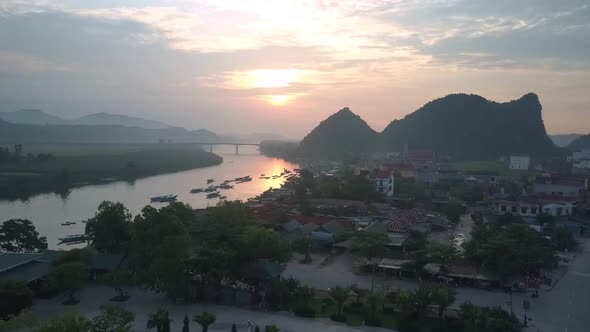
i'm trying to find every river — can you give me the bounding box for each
[0,146,297,248]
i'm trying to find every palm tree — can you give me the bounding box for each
[193,311,216,332]
[147,308,171,332]
[365,292,384,319]
[298,285,315,307]
[431,285,456,319]
[182,314,190,332]
[329,286,349,317]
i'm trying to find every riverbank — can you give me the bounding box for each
[0,143,223,201]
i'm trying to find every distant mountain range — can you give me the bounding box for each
[550,134,584,147]
[0,118,217,144]
[567,134,590,150]
[299,93,559,159]
[0,109,171,129]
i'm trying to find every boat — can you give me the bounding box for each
[206,192,221,199]
[219,195,227,200]
[218,184,234,190]
[60,221,76,226]
[207,179,215,184]
[58,234,87,245]
[260,173,265,176]
[190,188,204,193]
[150,195,178,203]
[235,175,253,183]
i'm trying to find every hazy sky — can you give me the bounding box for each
[0,1,588,137]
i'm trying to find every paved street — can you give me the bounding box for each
[285,238,590,332]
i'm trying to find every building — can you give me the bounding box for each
[509,154,531,170]
[490,198,540,217]
[532,175,588,200]
[573,160,590,170]
[541,203,575,217]
[375,170,395,197]
[573,149,590,162]
[380,163,417,178]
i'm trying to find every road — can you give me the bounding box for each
[526,237,590,332]
[285,239,590,332]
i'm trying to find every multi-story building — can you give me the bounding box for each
[509,154,531,170]
[375,170,395,197]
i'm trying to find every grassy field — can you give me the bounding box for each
[0,143,222,200]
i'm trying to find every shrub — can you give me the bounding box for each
[364,316,382,327]
[0,280,33,319]
[343,302,364,314]
[330,314,347,322]
[293,306,316,318]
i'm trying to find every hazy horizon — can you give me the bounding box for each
[1,1,589,137]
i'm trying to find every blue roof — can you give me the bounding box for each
[310,231,333,241]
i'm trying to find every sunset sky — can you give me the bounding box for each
[0,0,588,137]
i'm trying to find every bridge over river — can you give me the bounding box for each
[195,142,260,154]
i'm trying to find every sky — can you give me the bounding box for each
[0,0,589,138]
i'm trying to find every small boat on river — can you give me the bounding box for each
[150,195,178,203]
[58,234,87,245]
[207,179,215,184]
[206,192,221,199]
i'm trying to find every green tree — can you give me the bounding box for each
[552,225,576,251]
[231,323,237,332]
[193,311,216,332]
[37,313,91,332]
[53,248,94,267]
[145,235,191,300]
[85,201,132,254]
[237,226,291,262]
[298,285,315,307]
[426,244,458,269]
[445,203,465,224]
[365,292,384,319]
[254,326,260,332]
[91,305,134,332]
[49,262,88,304]
[264,325,280,332]
[0,310,40,331]
[459,302,521,332]
[409,286,433,318]
[430,285,456,319]
[147,307,171,332]
[328,286,349,317]
[0,219,47,252]
[0,280,33,319]
[291,236,312,263]
[182,315,190,332]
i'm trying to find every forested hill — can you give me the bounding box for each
[298,93,557,160]
[381,93,555,159]
[0,119,216,144]
[568,134,590,150]
[299,107,379,158]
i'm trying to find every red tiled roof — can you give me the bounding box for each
[376,170,393,179]
[386,208,428,232]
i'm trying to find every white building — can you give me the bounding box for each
[574,160,590,170]
[573,149,590,162]
[375,170,395,197]
[542,203,575,217]
[509,154,531,170]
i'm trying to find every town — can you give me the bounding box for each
[2,145,589,332]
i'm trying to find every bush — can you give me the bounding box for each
[35,278,59,299]
[0,280,33,319]
[343,302,364,314]
[294,306,316,318]
[330,314,346,322]
[364,316,382,327]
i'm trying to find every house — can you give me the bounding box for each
[541,203,575,217]
[509,154,531,170]
[573,149,590,162]
[532,175,588,200]
[375,170,395,197]
[489,197,540,217]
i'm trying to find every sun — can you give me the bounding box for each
[252,69,297,88]
[265,94,292,106]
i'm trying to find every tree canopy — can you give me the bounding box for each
[85,201,132,254]
[0,219,47,253]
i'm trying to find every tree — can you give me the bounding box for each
[37,313,91,332]
[264,325,280,332]
[329,286,349,317]
[430,285,456,319]
[365,292,384,320]
[352,232,389,290]
[0,219,47,252]
[182,315,190,332]
[459,302,521,332]
[0,310,40,331]
[237,226,291,262]
[298,285,315,307]
[426,244,458,269]
[231,323,237,332]
[409,286,433,318]
[551,225,576,251]
[147,307,171,332]
[193,311,216,332]
[49,262,88,304]
[445,203,465,224]
[254,326,260,332]
[291,236,312,263]
[53,248,94,267]
[145,235,191,300]
[85,201,132,254]
[91,305,134,332]
[0,280,33,319]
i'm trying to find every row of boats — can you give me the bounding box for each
[191,176,253,200]
[150,168,294,203]
[60,221,77,226]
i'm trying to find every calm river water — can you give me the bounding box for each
[0,146,297,248]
